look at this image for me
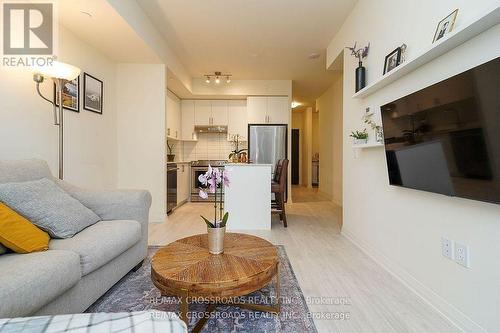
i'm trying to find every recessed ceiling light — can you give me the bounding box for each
[308,52,320,60]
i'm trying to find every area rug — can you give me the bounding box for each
[86,246,317,333]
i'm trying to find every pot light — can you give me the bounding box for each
[226,76,231,83]
[205,76,210,84]
[215,76,220,84]
[291,101,301,109]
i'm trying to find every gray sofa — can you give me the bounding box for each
[0,159,152,318]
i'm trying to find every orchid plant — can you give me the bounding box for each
[198,165,230,228]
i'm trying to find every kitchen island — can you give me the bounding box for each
[224,163,272,230]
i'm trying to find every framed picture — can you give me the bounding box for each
[383,47,401,74]
[433,9,458,43]
[54,76,79,112]
[83,73,103,114]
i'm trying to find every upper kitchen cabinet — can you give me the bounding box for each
[194,100,212,126]
[181,100,196,140]
[227,100,247,140]
[166,90,181,139]
[211,100,228,125]
[267,96,290,124]
[247,96,290,124]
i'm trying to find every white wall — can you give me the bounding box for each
[316,74,343,205]
[0,26,117,189]
[327,1,500,331]
[116,64,166,222]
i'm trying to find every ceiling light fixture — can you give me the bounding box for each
[291,101,301,108]
[204,71,232,84]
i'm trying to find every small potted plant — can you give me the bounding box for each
[350,129,369,145]
[198,165,230,254]
[167,141,175,162]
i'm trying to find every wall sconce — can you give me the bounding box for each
[33,61,81,179]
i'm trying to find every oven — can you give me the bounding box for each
[191,161,225,202]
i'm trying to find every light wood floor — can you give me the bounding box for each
[149,186,459,333]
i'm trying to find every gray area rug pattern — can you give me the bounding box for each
[87,245,317,332]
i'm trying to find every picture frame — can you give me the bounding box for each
[433,9,458,43]
[54,76,80,112]
[383,47,402,74]
[83,73,103,114]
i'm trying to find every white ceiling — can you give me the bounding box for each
[57,0,160,63]
[138,0,356,107]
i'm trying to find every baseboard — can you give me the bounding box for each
[341,228,487,333]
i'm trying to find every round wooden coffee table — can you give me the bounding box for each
[151,233,280,332]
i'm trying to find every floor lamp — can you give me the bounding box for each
[33,61,81,180]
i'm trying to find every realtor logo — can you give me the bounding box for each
[2,2,53,55]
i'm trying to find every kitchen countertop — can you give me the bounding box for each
[167,161,192,164]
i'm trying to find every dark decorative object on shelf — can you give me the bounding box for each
[167,141,175,162]
[346,42,370,92]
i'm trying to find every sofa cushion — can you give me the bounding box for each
[0,178,101,239]
[0,250,81,318]
[0,159,52,184]
[0,203,50,253]
[49,220,142,276]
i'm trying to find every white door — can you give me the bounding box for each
[194,100,212,126]
[181,100,196,140]
[267,96,289,124]
[211,100,228,125]
[247,97,268,124]
[228,100,247,140]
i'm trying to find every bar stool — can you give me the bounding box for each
[272,159,288,227]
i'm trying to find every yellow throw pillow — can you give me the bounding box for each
[0,203,49,253]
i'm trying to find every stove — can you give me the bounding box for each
[191,160,226,167]
[190,160,226,202]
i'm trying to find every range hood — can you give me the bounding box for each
[195,125,228,134]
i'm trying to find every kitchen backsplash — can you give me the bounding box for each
[168,133,247,162]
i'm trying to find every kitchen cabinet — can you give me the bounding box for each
[211,100,228,125]
[247,96,289,124]
[267,96,289,124]
[177,163,191,203]
[194,100,212,126]
[181,100,196,140]
[194,100,228,126]
[166,91,181,139]
[227,100,248,140]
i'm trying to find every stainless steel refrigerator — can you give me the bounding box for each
[248,124,288,179]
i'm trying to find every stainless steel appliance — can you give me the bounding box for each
[167,163,178,214]
[248,124,288,178]
[191,160,226,202]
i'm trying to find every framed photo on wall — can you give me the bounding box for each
[433,9,458,43]
[383,47,402,74]
[54,77,79,112]
[83,73,103,114]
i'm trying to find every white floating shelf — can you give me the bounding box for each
[167,136,198,142]
[353,142,384,149]
[353,5,500,99]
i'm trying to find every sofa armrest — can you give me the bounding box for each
[55,179,152,240]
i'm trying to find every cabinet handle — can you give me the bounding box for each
[167,128,170,136]
[175,131,178,138]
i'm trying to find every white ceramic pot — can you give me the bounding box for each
[354,138,368,145]
[207,226,226,254]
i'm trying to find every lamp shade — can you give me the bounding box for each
[34,61,81,80]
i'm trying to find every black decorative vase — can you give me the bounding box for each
[355,61,366,92]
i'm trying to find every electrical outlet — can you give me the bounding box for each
[441,237,453,259]
[454,242,470,268]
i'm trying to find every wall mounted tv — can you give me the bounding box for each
[381,57,500,205]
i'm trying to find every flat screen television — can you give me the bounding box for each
[381,57,500,205]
